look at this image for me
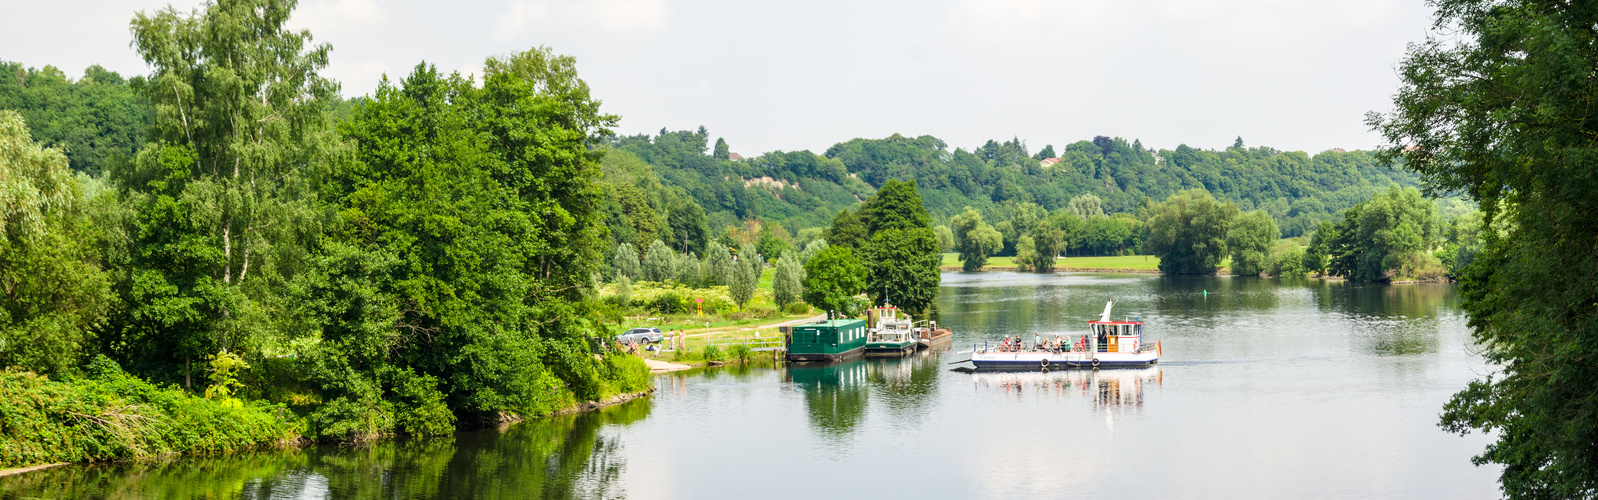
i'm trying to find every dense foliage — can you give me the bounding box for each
[1143,190,1238,275]
[0,111,116,377]
[1371,0,1598,496]
[1324,186,1442,282]
[0,62,149,176]
[0,357,298,468]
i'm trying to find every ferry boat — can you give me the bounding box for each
[959,301,1160,370]
[864,306,918,357]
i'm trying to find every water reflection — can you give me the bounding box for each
[0,398,649,500]
[785,362,869,438]
[864,349,944,426]
[968,367,1162,421]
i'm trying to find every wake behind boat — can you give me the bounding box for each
[956,300,1160,370]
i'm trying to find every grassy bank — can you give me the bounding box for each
[940,253,1163,272]
[0,358,300,469]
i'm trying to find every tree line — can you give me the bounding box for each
[0,0,648,455]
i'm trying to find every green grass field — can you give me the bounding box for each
[941,253,1162,272]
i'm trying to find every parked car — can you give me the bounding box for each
[616,327,665,344]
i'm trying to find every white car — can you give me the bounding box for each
[616,327,665,344]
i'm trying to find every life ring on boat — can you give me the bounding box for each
[1040,358,1050,369]
[1091,358,1100,368]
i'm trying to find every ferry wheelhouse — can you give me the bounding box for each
[961,301,1160,369]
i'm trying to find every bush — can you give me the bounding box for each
[702,345,725,362]
[729,344,753,364]
[649,292,686,314]
[783,302,811,315]
[0,356,301,468]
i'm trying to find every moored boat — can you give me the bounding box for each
[960,300,1160,370]
[864,306,918,357]
[786,319,869,362]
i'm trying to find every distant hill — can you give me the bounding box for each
[609,129,1423,239]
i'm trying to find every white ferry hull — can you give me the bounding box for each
[968,350,1158,369]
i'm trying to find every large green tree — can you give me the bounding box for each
[858,180,940,312]
[1324,186,1439,282]
[801,246,865,317]
[0,111,116,376]
[106,0,340,385]
[1226,210,1279,276]
[1370,1,1598,494]
[1143,189,1237,275]
[306,47,642,439]
[949,207,1002,271]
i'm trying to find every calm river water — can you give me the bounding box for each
[2,272,1501,499]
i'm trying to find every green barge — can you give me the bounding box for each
[785,319,868,362]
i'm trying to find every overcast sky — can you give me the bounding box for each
[3,0,1436,156]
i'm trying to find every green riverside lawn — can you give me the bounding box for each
[940,253,1163,272]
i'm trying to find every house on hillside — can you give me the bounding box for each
[1040,157,1060,168]
[728,152,744,161]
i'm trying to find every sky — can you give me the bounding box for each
[2,0,1437,157]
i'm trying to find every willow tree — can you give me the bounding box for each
[109,0,341,385]
[1369,0,1598,496]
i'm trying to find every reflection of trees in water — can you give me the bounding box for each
[786,362,869,438]
[1314,281,1458,356]
[865,351,941,425]
[0,399,651,499]
[1150,276,1282,321]
[0,450,311,499]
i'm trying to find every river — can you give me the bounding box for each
[0,272,1501,499]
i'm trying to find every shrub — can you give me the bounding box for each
[0,356,301,468]
[729,344,752,364]
[783,302,811,315]
[702,345,725,362]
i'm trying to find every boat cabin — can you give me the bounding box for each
[1088,320,1142,353]
[786,319,868,362]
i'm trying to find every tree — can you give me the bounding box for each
[729,243,760,308]
[756,223,791,264]
[799,239,826,263]
[802,246,865,317]
[773,251,804,306]
[107,0,344,384]
[1018,219,1065,272]
[825,208,867,250]
[643,239,676,282]
[0,63,150,176]
[302,45,642,436]
[1325,187,1439,282]
[1033,144,1056,160]
[612,242,640,280]
[1226,210,1278,276]
[674,251,701,286]
[861,179,932,234]
[0,111,115,376]
[1303,221,1335,276]
[1143,189,1237,275]
[863,227,941,312]
[713,137,729,160]
[668,201,708,255]
[1067,193,1105,219]
[933,225,954,251]
[702,242,733,286]
[1369,1,1598,493]
[949,207,1002,272]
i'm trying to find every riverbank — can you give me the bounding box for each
[939,254,1163,272]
